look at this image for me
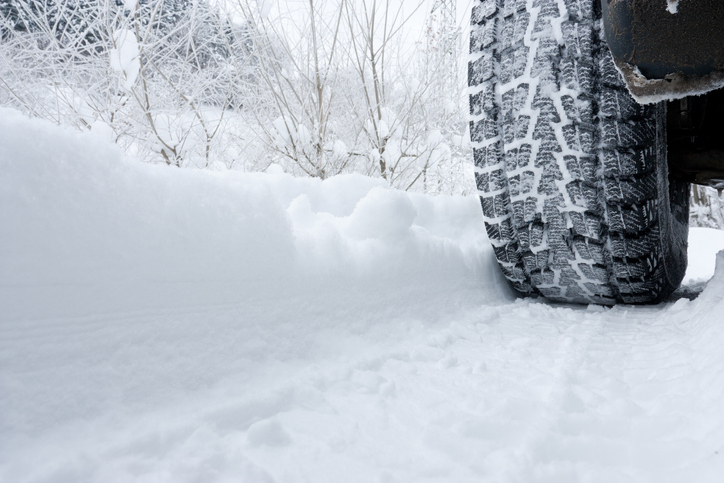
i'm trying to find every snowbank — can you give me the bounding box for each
[0,109,508,482]
[0,108,505,321]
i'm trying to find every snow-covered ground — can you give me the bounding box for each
[2,109,724,482]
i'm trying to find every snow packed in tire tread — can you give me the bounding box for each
[468,0,689,304]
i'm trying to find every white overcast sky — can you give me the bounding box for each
[259,0,473,29]
[225,0,473,50]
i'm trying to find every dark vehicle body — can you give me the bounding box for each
[602,0,724,188]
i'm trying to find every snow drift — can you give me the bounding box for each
[0,108,505,321]
[0,109,506,481]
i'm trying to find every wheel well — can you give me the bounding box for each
[668,87,724,189]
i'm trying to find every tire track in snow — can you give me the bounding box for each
[499,300,724,482]
[475,302,609,481]
[4,292,724,482]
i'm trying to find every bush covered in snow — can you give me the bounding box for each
[0,0,473,194]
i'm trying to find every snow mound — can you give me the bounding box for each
[0,109,507,481]
[0,108,505,321]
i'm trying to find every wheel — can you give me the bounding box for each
[468,0,689,305]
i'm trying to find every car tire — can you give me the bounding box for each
[468,0,689,304]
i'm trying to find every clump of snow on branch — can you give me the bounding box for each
[110,29,140,90]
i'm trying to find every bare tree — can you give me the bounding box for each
[343,0,470,192]
[110,0,257,167]
[235,0,353,179]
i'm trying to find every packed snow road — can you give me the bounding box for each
[2,110,724,482]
